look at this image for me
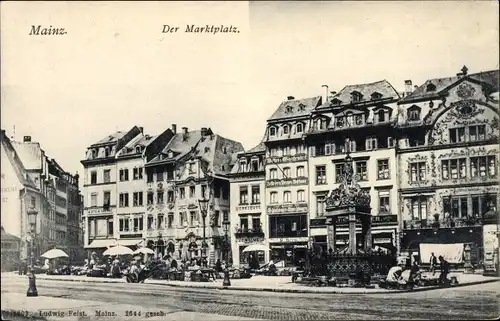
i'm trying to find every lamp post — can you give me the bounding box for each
[26,207,38,297]
[222,218,231,286]
[198,197,209,258]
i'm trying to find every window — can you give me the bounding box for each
[30,196,36,208]
[167,213,174,228]
[366,137,378,150]
[411,197,428,220]
[212,210,220,227]
[283,191,291,203]
[157,214,164,229]
[91,193,97,207]
[283,167,291,178]
[449,127,466,143]
[325,142,335,155]
[147,192,154,205]
[190,211,197,226]
[166,170,174,180]
[283,125,290,135]
[269,214,308,238]
[240,186,248,204]
[336,116,345,128]
[119,218,130,232]
[270,148,278,157]
[251,160,259,171]
[471,156,496,178]
[410,162,426,182]
[441,158,467,180]
[188,163,195,174]
[179,187,185,199]
[240,217,248,232]
[167,191,174,203]
[387,137,396,148]
[157,191,164,203]
[119,169,129,181]
[214,186,221,198]
[269,127,276,136]
[133,192,143,206]
[269,168,278,179]
[103,169,111,183]
[179,212,185,226]
[377,159,390,180]
[133,217,143,232]
[351,92,363,102]
[471,194,498,216]
[147,172,154,183]
[103,191,111,209]
[251,185,260,204]
[407,106,421,121]
[335,163,344,183]
[296,123,303,133]
[270,192,278,204]
[133,167,143,180]
[283,147,290,156]
[346,112,354,126]
[297,190,305,202]
[316,195,326,216]
[378,191,390,214]
[189,186,196,198]
[119,193,129,207]
[444,196,469,218]
[147,215,153,230]
[377,110,386,123]
[252,216,261,231]
[469,125,486,141]
[201,185,207,198]
[223,210,229,222]
[156,169,164,181]
[90,171,97,185]
[316,166,326,185]
[355,161,368,181]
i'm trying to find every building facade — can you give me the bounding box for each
[397,67,500,264]
[263,96,321,266]
[228,141,267,267]
[306,80,401,254]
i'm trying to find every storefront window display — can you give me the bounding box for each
[239,245,265,266]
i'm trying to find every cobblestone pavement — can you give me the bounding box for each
[2,276,499,320]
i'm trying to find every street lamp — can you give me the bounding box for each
[26,207,38,297]
[222,218,231,286]
[198,197,209,258]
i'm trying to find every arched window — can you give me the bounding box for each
[296,123,304,133]
[378,110,386,122]
[104,147,110,157]
[283,124,290,135]
[407,105,421,121]
[269,127,277,137]
[135,146,142,154]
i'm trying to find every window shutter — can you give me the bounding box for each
[325,143,331,156]
[366,139,372,151]
[309,146,316,157]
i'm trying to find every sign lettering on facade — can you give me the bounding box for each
[266,177,308,188]
[267,203,308,215]
[268,237,309,243]
[236,204,261,212]
[265,154,307,165]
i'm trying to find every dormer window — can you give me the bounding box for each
[407,105,421,121]
[336,116,345,128]
[251,159,259,171]
[296,123,304,133]
[269,127,277,137]
[315,118,326,130]
[331,98,342,105]
[378,110,386,123]
[104,147,110,157]
[239,159,247,172]
[204,146,210,153]
[283,124,290,135]
[346,112,354,126]
[285,106,293,114]
[135,146,142,154]
[426,83,436,92]
[298,103,306,111]
[91,149,97,159]
[351,91,363,102]
[371,92,383,100]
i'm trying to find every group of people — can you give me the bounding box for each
[386,252,450,287]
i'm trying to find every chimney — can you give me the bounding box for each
[287,96,295,100]
[171,124,177,134]
[201,127,207,136]
[139,127,144,134]
[23,136,32,142]
[404,80,413,95]
[182,127,188,134]
[321,85,329,103]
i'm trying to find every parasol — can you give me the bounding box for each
[40,249,69,259]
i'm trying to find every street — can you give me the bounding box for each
[1,277,499,320]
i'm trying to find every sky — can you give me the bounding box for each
[1,1,498,180]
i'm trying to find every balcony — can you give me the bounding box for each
[234,227,265,238]
[403,217,483,230]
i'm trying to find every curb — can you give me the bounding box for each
[25,275,500,294]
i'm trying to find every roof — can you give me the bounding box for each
[246,141,266,154]
[268,96,322,121]
[91,131,128,146]
[318,80,400,108]
[400,69,500,103]
[11,141,43,170]
[117,133,158,157]
[0,130,38,189]
[1,226,20,242]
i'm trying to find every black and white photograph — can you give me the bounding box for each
[1,1,499,320]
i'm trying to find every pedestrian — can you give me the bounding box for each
[429,252,438,274]
[409,260,420,286]
[438,255,450,285]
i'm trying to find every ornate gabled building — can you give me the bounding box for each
[144,125,243,264]
[81,126,143,254]
[228,140,266,267]
[264,96,321,266]
[396,66,500,265]
[306,80,400,254]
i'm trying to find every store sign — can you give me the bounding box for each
[270,244,308,249]
[266,177,308,188]
[268,237,309,243]
[86,207,113,215]
[238,236,265,244]
[267,203,308,215]
[374,238,392,244]
[236,204,261,212]
[336,239,347,245]
[266,154,307,165]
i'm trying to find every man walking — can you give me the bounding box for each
[429,252,438,274]
[438,255,449,285]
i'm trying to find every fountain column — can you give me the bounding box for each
[348,214,357,254]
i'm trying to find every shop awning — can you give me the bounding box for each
[87,239,116,249]
[117,239,142,247]
[419,243,465,264]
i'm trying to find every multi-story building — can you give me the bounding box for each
[397,67,499,264]
[306,80,401,254]
[228,140,266,267]
[81,126,142,255]
[263,96,321,266]
[1,131,45,263]
[144,125,243,264]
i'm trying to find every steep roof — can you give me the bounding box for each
[117,133,158,157]
[268,96,322,121]
[0,130,37,189]
[319,80,400,108]
[400,69,500,103]
[11,141,42,170]
[246,141,266,154]
[1,226,20,241]
[92,130,128,146]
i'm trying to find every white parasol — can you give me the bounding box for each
[242,244,270,253]
[103,245,133,256]
[40,249,69,259]
[133,247,155,255]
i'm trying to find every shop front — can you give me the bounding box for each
[269,237,309,267]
